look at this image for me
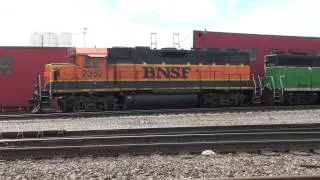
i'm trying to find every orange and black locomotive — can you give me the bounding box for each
[30,47,256,112]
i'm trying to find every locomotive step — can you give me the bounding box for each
[253,97,262,104]
[40,91,49,96]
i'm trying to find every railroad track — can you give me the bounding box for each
[212,176,320,180]
[1,123,320,160]
[1,104,320,120]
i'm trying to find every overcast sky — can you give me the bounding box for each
[0,0,319,49]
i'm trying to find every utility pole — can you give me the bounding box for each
[83,27,87,48]
[173,33,180,49]
[150,33,157,49]
[41,33,44,47]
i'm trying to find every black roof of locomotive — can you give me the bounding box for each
[107,46,250,65]
[265,53,320,67]
[266,52,318,58]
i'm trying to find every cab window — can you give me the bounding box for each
[265,56,277,67]
[53,70,60,80]
[85,56,100,68]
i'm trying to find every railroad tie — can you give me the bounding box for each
[16,131,24,139]
[37,131,44,138]
[57,130,64,137]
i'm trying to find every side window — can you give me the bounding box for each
[0,57,13,75]
[53,70,60,81]
[278,56,314,67]
[85,57,100,68]
[265,61,270,67]
[265,56,276,67]
[247,49,257,61]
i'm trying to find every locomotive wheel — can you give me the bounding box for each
[238,94,248,106]
[59,102,73,113]
[230,94,242,106]
[58,98,74,113]
[286,93,317,105]
[199,93,219,107]
[287,94,297,105]
[119,95,128,110]
[310,93,318,104]
[104,96,116,111]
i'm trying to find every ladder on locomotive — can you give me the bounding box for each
[39,89,51,111]
[267,75,284,103]
[31,74,52,113]
[275,75,285,103]
[252,74,263,104]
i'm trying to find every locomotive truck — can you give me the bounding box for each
[29,47,320,113]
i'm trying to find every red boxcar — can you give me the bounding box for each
[193,30,320,76]
[0,47,69,111]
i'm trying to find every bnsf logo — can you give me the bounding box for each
[143,66,191,79]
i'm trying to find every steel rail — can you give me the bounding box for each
[1,123,320,160]
[2,123,320,139]
[1,140,320,160]
[0,105,320,121]
[1,132,320,147]
[208,175,320,180]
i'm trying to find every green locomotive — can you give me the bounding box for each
[263,53,320,105]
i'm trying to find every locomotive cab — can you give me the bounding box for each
[74,54,107,81]
[43,63,77,90]
[29,48,108,113]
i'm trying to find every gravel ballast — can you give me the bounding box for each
[1,110,320,179]
[1,109,320,132]
[1,153,320,179]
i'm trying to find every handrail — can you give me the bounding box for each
[38,74,42,99]
[265,76,275,97]
[251,74,257,95]
[257,74,263,95]
[279,75,285,96]
[49,70,53,100]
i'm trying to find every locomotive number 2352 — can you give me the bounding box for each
[82,69,103,78]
